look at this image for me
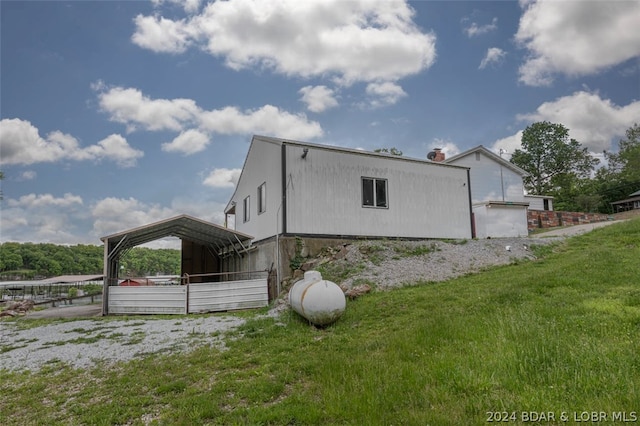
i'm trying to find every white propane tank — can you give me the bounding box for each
[288,270,346,326]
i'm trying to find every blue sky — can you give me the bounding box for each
[1,0,639,247]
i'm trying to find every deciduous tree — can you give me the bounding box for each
[510,121,599,195]
[603,123,640,183]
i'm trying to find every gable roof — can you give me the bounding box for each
[444,145,529,176]
[101,214,253,258]
[611,189,640,205]
[255,134,468,167]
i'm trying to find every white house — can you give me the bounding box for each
[443,145,530,238]
[225,136,473,241]
[224,136,474,279]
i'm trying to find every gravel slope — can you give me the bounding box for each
[326,236,562,290]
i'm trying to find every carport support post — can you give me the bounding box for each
[183,273,189,314]
[102,242,110,315]
[103,234,128,316]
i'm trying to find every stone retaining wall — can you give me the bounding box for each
[528,211,610,232]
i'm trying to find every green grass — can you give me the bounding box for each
[394,241,441,257]
[1,218,639,425]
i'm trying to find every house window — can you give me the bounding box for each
[475,152,481,161]
[258,182,267,214]
[362,177,388,208]
[543,198,550,211]
[243,196,250,222]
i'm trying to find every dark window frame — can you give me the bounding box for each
[257,182,267,214]
[243,196,250,222]
[362,177,388,209]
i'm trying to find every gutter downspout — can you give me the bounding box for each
[467,169,475,239]
[281,143,287,235]
[276,143,288,295]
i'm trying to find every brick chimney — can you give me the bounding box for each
[428,148,445,162]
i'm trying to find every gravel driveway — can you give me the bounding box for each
[0,315,245,372]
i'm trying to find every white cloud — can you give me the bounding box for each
[18,171,37,181]
[464,17,498,37]
[490,92,640,156]
[132,0,437,85]
[96,86,200,132]
[0,191,228,246]
[479,47,506,69]
[1,193,87,244]
[516,91,640,152]
[431,138,461,158]
[363,82,407,108]
[198,105,323,140]
[516,0,640,86]
[95,85,323,141]
[131,15,196,54]
[84,134,144,167]
[162,129,211,155]
[8,193,83,209]
[0,118,142,167]
[490,131,524,156]
[299,85,339,113]
[90,196,227,247]
[91,197,177,239]
[202,168,241,188]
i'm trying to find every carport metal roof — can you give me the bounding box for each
[101,214,253,259]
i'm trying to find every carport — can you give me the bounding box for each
[101,215,269,315]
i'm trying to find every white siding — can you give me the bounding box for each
[473,204,529,238]
[448,152,525,203]
[188,279,268,313]
[284,145,472,239]
[108,280,268,315]
[525,195,553,211]
[231,138,282,241]
[109,286,187,315]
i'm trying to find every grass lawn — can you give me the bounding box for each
[1,218,639,425]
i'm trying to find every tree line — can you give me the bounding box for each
[0,242,180,280]
[509,122,639,213]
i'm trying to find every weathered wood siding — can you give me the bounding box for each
[188,278,268,313]
[284,145,472,239]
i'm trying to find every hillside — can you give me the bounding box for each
[0,243,179,279]
[1,217,639,425]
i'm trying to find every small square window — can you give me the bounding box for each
[362,177,388,208]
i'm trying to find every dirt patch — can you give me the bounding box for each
[25,304,103,319]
